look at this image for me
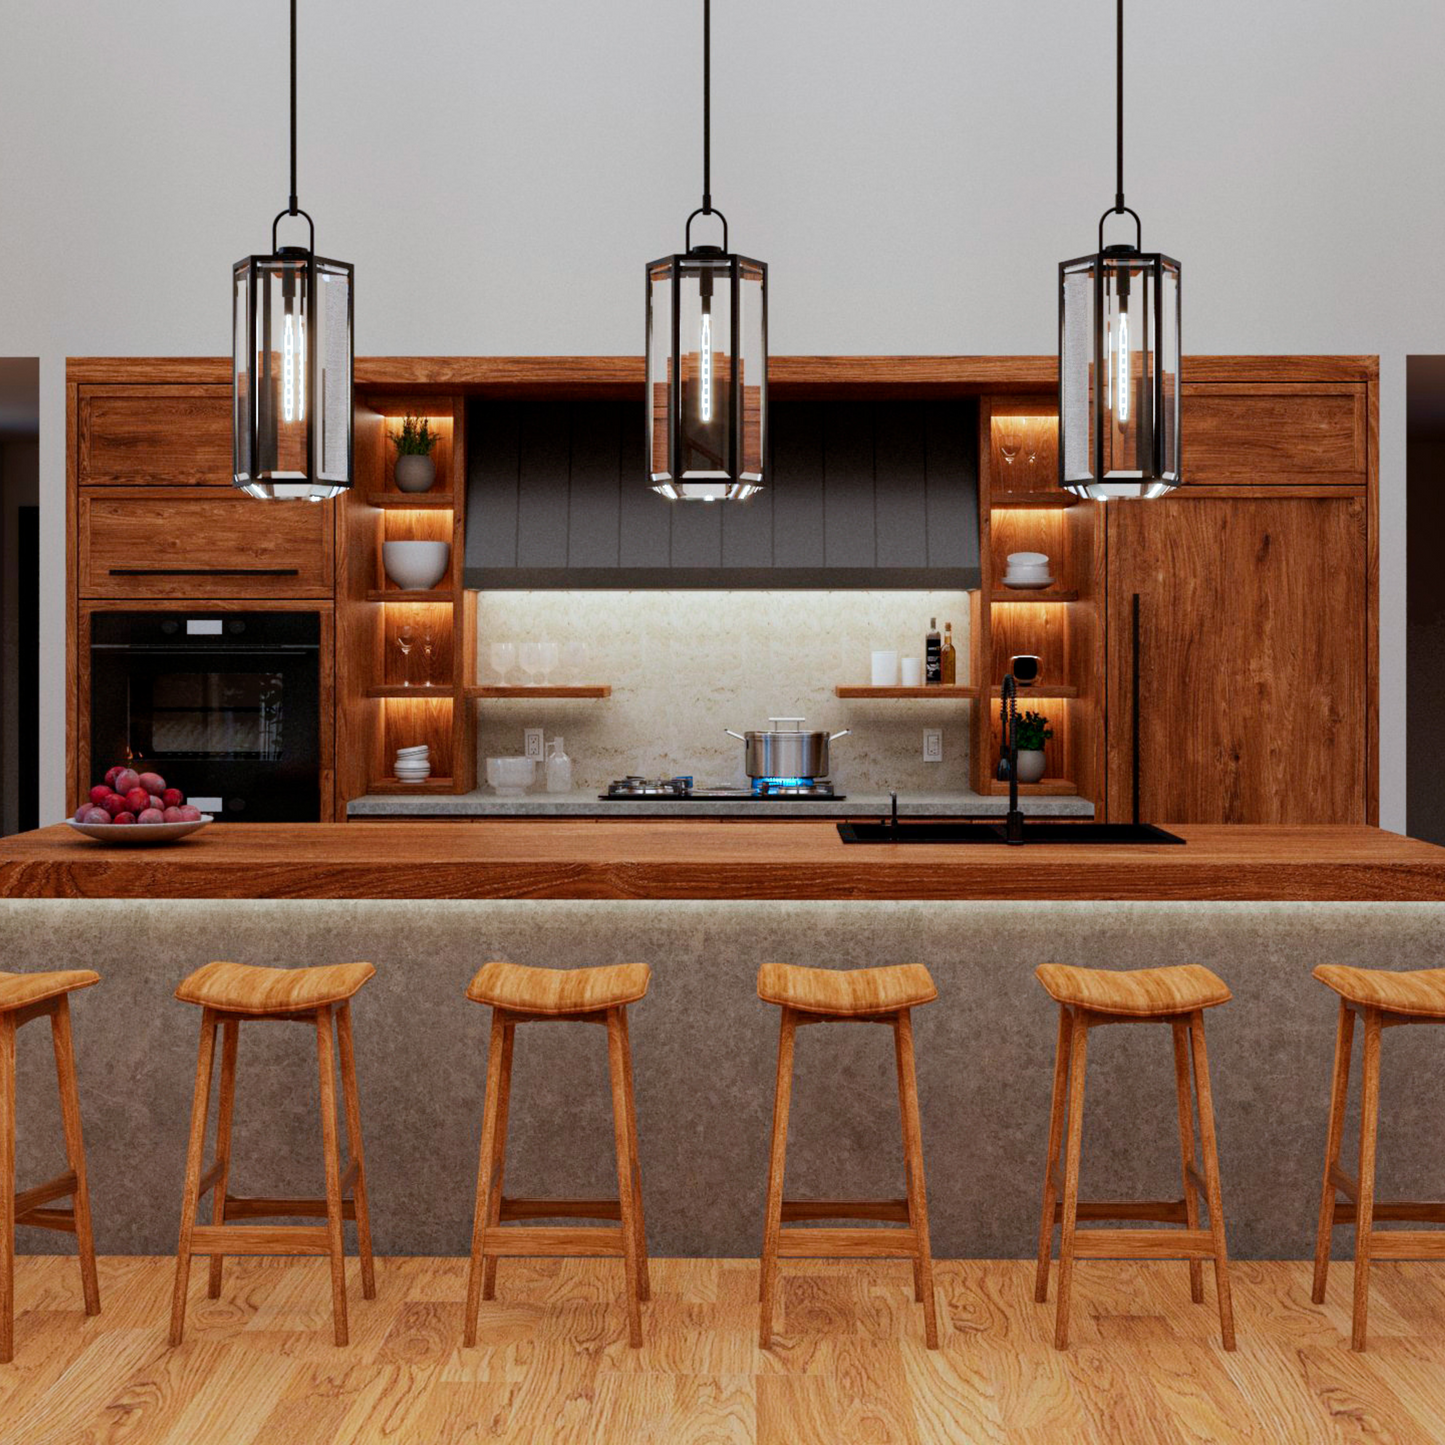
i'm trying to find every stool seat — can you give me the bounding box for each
[467,961,650,1015]
[175,961,376,1016]
[1035,963,1231,1018]
[0,969,100,1013]
[756,962,937,1017]
[1313,964,1445,1018]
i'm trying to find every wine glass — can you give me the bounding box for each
[397,624,415,686]
[562,640,589,682]
[490,641,516,685]
[538,641,560,685]
[996,417,1023,473]
[420,621,436,685]
[518,642,543,686]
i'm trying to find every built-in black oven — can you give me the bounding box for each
[88,611,322,822]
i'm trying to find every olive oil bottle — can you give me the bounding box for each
[940,622,957,684]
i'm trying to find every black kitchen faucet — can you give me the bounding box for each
[1000,672,1026,845]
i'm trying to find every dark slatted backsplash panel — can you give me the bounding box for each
[464,397,980,588]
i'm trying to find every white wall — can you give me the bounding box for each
[2,0,1435,825]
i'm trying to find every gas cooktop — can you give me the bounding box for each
[602,776,843,801]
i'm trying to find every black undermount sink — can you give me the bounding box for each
[836,821,1186,845]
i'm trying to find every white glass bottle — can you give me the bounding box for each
[545,738,573,794]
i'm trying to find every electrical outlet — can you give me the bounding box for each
[524,728,545,761]
[923,728,943,762]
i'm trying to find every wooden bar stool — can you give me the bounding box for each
[757,962,940,1350]
[1,970,101,1363]
[464,961,651,1348]
[1033,963,1236,1351]
[170,961,376,1347]
[1311,964,1445,1351]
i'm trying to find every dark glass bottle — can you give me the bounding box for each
[925,617,942,684]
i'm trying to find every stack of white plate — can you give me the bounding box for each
[1002,551,1054,588]
[395,744,432,782]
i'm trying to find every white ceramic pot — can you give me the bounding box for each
[382,540,451,591]
[1016,749,1047,784]
[394,454,436,493]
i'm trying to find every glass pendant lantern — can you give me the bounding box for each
[233,0,353,500]
[1059,0,1180,500]
[646,0,767,501]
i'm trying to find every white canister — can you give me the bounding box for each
[871,649,900,686]
[900,657,923,687]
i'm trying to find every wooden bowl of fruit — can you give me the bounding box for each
[68,766,212,846]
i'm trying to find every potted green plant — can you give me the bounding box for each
[390,415,440,493]
[1014,710,1053,784]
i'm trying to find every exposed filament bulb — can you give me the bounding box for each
[699,311,712,423]
[1116,309,1130,425]
[282,309,306,424]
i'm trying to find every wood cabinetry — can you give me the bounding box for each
[77,386,232,486]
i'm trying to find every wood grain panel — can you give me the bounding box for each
[78,386,232,486]
[1107,495,1368,824]
[1182,384,1367,486]
[78,491,333,599]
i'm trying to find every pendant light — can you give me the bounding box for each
[232,0,354,500]
[646,0,767,502]
[1058,0,1180,499]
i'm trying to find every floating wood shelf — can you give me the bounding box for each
[835,685,976,699]
[991,589,1080,603]
[365,589,455,603]
[367,777,456,795]
[367,685,453,699]
[364,492,456,509]
[466,685,612,699]
[982,777,1080,797]
[986,684,1079,699]
[990,492,1079,509]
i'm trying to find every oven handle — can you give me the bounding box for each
[106,567,301,577]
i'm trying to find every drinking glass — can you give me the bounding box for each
[421,622,436,684]
[489,641,516,684]
[996,416,1023,472]
[562,640,589,681]
[518,642,543,685]
[538,641,560,685]
[397,624,415,686]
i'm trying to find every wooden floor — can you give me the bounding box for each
[3,1256,1445,1442]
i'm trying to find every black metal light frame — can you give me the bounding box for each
[645,0,768,501]
[233,0,354,500]
[1057,0,1181,500]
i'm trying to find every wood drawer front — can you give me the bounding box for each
[79,491,333,598]
[79,387,232,486]
[1182,384,1366,486]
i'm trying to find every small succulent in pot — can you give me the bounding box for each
[1013,709,1053,784]
[389,415,440,492]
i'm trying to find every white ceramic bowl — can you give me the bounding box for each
[382,541,451,591]
[1007,552,1050,567]
[486,756,535,797]
[396,745,430,758]
[66,815,214,846]
[1003,574,1055,589]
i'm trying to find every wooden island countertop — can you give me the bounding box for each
[0,821,1443,902]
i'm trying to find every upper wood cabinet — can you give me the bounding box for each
[78,386,233,486]
[1181,383,1368,487]
[78,489,334,599]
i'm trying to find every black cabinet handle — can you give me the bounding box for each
[107,567,301,577]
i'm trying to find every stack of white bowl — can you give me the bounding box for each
[395,745,432,782]
[1002,551,1054,589]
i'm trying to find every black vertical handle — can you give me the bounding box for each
[1131,591,1142,826]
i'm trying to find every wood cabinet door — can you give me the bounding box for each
[79,489,334,598]
[1106,494,1368,824]
[78,386,232,486]
[1182,383,1367,487]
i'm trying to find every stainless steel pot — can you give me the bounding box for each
[724,717,851,780]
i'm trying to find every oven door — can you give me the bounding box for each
[89,612,321,822]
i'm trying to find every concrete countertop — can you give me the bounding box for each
[346,788,1097,819]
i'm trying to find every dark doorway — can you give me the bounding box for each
[0,358,40,836]
[1407,357,1445,844]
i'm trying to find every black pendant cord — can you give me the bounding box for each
[685,0,727,252]
[271,0,313,251]
[1114,0,1124,213]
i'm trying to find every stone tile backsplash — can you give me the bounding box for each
[473,590,975,793]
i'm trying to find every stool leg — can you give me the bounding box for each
[206,1019,239,1300]
[607,1007,645,1348]
[335,1003,376,1302]
[464,1011,509,1348]
[51,998,100,1318]
[1312,1000,1355,1305]
[1170,1019,1204,1306]
[170,1008,218,1347]
[1035,1004,1072,1304]
[759,1007,797,1349]
[1,1013,15,1364]
[1053,1010,1089,1350]
[1188,1011,1235,1351]
[617,1007,650,1303]
[1351,1007,1382,1352]
[480,1022,514,1302]
[894,1009,939,1349]
[314,1007,348,1347]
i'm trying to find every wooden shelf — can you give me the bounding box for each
[986,685,1079,699]
[466,685,612,699]
[365,589,455,603]
[367,777,456,795]
[982,778,1080,796]
[990,590,1080,603]
[364,492,456,509]
[367,686,454,699]
[990,492,1079,509]
[835,685,976,699]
